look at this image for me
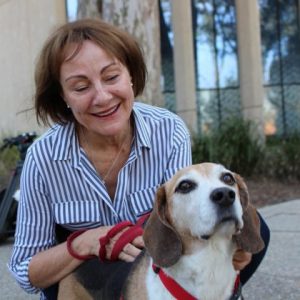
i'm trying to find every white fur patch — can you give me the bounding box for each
[144,163,244,300]
[171,165,243,239]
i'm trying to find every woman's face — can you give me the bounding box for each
[60,40,134,137]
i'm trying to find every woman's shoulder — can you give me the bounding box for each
[133,102,184,124]
[28,123,74,159]
[30,124,59,146]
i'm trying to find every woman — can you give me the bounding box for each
[9,19,269,299]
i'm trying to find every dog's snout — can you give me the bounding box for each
[210,188,235,207]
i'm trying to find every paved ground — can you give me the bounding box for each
[1,199,300,299]
[1,238,39,299]
[243,199,300,299]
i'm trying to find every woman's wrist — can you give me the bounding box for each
[67,230,95,260]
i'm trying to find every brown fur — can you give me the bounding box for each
[142,186,182,267]
[57,163,264,299]
[58,273,92,300]
[143,168,264,271]
[122,251,149,299]
[233,173,264,253]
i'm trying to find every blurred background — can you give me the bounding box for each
[2,0,300,187]
[2,0,300,138]
[1,2,300,299]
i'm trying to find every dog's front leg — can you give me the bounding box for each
[57,273,92,300]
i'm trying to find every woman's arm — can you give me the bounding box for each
[9,152,108,291]
[9,151,58,293]
[29,222,144,288]
[28,241,81,288]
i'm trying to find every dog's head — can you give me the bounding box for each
[143,163,264,268]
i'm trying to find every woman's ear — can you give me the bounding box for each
[60,93,70,108]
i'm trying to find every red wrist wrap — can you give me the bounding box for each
[99,221,132,261]
[110,226,143,261]
[99,213,151,262]
[67,230,95,261]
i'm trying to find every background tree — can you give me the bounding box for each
[77,0,102,19]
[76,0,163,106]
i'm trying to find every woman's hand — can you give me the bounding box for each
[105,227,145,262]
[233,248,252,271]
[71,226,111,257]
[74,225,145,263]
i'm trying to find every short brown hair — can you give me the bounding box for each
[35,18,147,126]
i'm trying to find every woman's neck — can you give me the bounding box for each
[76,121,133,152]
[75,120,134,200]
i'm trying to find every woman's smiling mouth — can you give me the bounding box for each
[93,104,120,118]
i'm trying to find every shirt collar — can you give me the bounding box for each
[52,122,81,167]
[51,103,152,163]
[132,103,151,149]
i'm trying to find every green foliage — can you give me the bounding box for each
[192,117,263,177]
[192,117,300,180]
[0,146,20,189]
[192,134,214,163]
[213,118,263,176]
[260,134,300,180]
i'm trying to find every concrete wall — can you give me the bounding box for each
[0,0,66,136]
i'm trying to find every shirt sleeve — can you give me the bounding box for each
[164,117,192,181]
[8,150,55,294]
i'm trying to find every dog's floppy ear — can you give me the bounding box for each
[234,173,249,211]
[234,204,265,253]
[233,174,265,253]
[143,185,182,267]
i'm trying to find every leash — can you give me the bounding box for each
[100,212,151,261]
[115,212,242,300]
[152,264,242,300]
[229,274,242,300]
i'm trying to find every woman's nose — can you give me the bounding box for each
[93,81,112,104]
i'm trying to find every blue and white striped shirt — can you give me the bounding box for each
[8,102,192,295]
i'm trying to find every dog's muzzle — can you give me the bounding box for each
[200,187,242,240]
[210,187,236,207]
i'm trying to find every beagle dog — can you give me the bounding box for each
[58,163,264,300]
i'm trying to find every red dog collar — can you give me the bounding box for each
[152,264,241,300]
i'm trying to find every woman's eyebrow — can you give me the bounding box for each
[101,61,118,73]
[65,74,86,82]
[64,62,118,83]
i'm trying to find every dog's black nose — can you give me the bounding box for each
[210,188,235,207]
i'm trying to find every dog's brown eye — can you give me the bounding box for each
[222,173,235,185]
[175,180,197,194]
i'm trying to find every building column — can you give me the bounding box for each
[55,0,67,22]
[298,0,300,32]
[171,0,197,134]
[235,0,265,141]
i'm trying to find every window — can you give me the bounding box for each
[193,0,240,133]
[160,0,240,133]
[260,0,300,136]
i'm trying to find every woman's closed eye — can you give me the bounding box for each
[74,85,89,92]
[105,74,119,83]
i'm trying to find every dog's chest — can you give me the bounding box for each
[145,243,237,300]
